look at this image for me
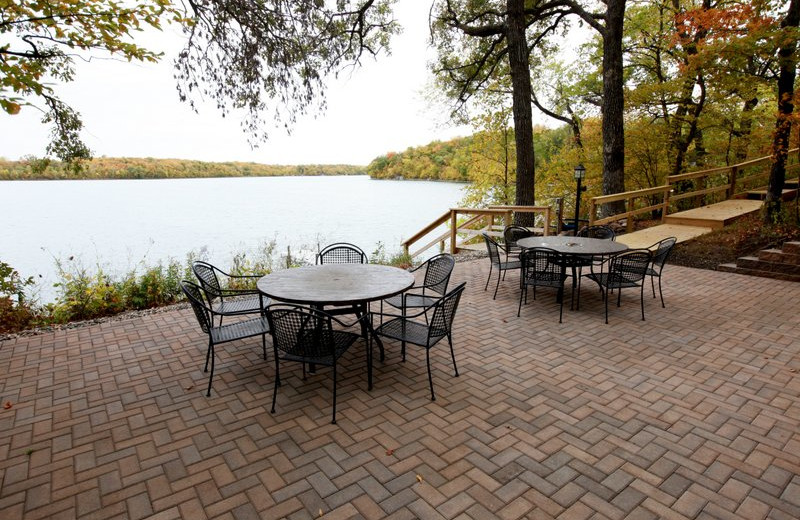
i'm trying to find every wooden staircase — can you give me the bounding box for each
[718,241,800,282]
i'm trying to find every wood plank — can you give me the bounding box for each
[616,224,713,249]
[663,199,762,229]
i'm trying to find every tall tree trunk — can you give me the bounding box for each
[506,0,537,225]
[766,0,800,222]
[601,0,626,217]
[734,97,759,162]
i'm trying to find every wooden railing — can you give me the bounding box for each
[402,205,552,258]
[588,148,800,227]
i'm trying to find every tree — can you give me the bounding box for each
[0,0,181,163]
[766,0,800,222]
[175,0,398,146]
[430,0,574,225]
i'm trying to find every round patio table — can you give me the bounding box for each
[516,236,628,309]
[257,264,415,389]
[516,235,628,256]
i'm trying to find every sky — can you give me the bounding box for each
[0,3,478,166]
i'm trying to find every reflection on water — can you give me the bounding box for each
[0,175,465,301]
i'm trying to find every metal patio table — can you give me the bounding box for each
[257,264,415,389]
[516,235,629,308]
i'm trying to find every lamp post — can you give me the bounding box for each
[573,164,586,236]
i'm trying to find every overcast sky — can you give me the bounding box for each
[0,3,476,166]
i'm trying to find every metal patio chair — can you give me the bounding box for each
[192,260,267,326]
[482,233,521,299]
[381,253,455,361]
[585,249,652,324]
[518,248,569,322]
[372,282,466,401]
[180,280,270,397]
[646,236,677,308]
[503,225,537,262]
[316,242,368,265]
[265,305,366,424]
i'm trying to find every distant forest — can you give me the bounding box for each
[0,156,365,180]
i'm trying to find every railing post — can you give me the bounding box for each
[661,185,670,222]
[588,199,596,227]
[626,197,634,233]
[728,166,738,199]
[543,207,551,236]
[450,209,457,254]
[556,198,564,234]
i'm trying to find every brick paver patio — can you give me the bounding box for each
[1,260,799,519]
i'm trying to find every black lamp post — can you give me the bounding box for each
[573,164,586,236]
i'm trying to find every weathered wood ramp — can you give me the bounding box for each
[616,199,763,249]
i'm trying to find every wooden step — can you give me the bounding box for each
[664,199,763,229]
[718,263,800,282]
[745,188,798,201]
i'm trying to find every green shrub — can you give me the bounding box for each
[0,260,40,333]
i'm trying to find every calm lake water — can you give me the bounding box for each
[0,176,465,301]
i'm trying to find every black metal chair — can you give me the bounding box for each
[518,248,569,322]
[646,237,677,308]
[585,249,652,324]
[572,225,616,305]
[482,233,521,299]
[192,261,267,326]
[381,253,456,361]
[503,225,537,261]
[372,282,466,401]
[382,253,455,312]
[265,305,366,424]
[180,280,270,397]
[314,242,369,319]
[316,242,368,265]
[576,225,616,240]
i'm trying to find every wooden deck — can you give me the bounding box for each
[663,199,763,229]
[616,223,713,249]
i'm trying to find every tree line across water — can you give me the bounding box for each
[0,157,365,180]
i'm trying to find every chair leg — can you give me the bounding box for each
[426,349,435,401]
[484,264,493,291]
[658,276,665,308]
[517,286,526,317]
[262,334,267,360]
[617,287,622,307]
[604,286,609,324]
[558,287,564,324]
[640,283,646,321]
[206,343,215,397]
[204,338,212,372]
[448,335,459,377]
[493,268,501,299]
[331,363,338,424]
[271,360,280,414]
[651,274,656,298]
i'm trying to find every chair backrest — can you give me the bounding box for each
[192,261,222,302]
[266,305,335,361]
[427,282,467,342]
[577,225,616,240]
[316,243,368,265]
[520,247,563,285]
[422,253,456,296]
[503,225,536,247]
[609,250,651,283]
[482,233,503,265]
[181,280,212,334]
[650,237,677,270]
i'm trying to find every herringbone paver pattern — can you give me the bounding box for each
[2,261,799,519]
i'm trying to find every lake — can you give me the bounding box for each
[0,176,466,302]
